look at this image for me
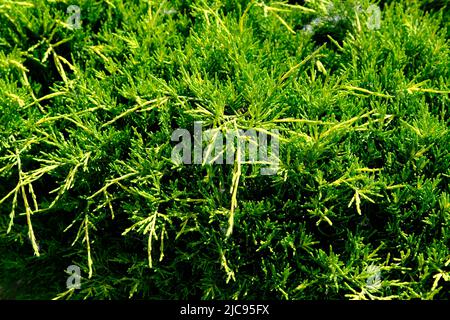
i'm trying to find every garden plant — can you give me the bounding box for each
[0,0,448,300]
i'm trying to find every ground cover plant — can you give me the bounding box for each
[0,0,449,300]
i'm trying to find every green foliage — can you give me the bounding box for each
[0,0,449,299]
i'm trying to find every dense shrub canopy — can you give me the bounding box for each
[0,0,448,299]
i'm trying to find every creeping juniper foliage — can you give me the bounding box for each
[0,0,449,300]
